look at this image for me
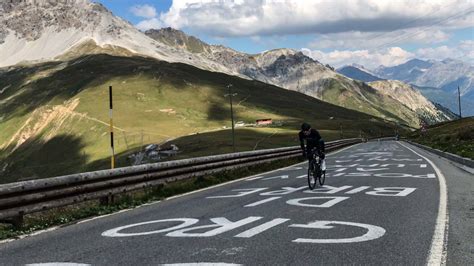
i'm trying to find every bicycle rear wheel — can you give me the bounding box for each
[307,160,317,190]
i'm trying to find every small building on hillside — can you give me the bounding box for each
[256,119,273,126]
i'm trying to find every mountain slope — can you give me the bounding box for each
[368,80,456,125]
[415,85,474,117]
[146,28,453,127]
[337,65,383,82]
[409,117,474,160]
[375,58,474,115]
[0,0,235,76]
[0,54,398,183]
[374,59,433,81]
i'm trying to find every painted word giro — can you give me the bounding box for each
[102,216,386,244]
[100,184,416,246]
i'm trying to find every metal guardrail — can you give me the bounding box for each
[405,140,474,168]
[0,138,362,224]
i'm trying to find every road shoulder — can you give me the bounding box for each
[404,142,474,265]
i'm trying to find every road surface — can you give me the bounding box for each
[0,140,472,265]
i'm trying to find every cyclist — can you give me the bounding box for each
[299,122,326,171]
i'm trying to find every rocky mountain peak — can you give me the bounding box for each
[144,27,210,54]
[0,0,115,43]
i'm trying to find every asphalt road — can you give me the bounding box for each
[0,140,471,265]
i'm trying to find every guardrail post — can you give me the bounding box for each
[0,213,24,229]
[12,214,24,229]
[100,194,115,205]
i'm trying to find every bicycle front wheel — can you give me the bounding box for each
[307,161,317,190]
[319,169,326,186]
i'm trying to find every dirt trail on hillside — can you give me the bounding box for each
[1,98,126,153]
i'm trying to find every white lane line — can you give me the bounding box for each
[399,142,448,266]
[244,197,281,207]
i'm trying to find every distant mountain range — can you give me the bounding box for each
[338,61,473,116]
[374,58,474,115]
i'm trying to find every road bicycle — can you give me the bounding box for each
[307,148,325,190]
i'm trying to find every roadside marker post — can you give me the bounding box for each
[225,84,237,153]
[109,85,115,169]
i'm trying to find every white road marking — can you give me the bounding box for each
[345,186,370,194]
[162,263,242,266]
[234,218,290,238]
[286,197,349,208]
[102,218,199,237]
[206,188,267,199]
[263,175,289,180]
[399,142,448,265]
[166,217,262,237]
[244,197,281,207]
[290,220,386,243]
[26,264,91,266]
[303,185,352,194]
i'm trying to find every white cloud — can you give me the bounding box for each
[130,4,157,19]
[302,47,415,69]
[303,41,474,69]
[135,18,163,31]
[416,44,474,62]
[159,0,473,37]
[309,29,450,50]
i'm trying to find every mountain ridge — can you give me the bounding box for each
[374,58,474,116]
[337,65,384,82]
[0,1,454,127]
[145,27,453,126]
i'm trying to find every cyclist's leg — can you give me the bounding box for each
[318,139,326,171]
[307,148,313,170]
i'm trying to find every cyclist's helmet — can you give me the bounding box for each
[301,122,311,131]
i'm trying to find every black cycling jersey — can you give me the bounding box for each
[299,128,325,156]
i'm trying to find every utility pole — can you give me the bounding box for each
[225,84,237,152]
[458,86,462,119]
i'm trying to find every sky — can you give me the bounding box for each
[97,0,474,69]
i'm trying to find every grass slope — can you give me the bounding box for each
[408,117,474,159]
[0,54,400,183]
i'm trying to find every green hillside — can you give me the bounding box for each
[409,117,474,159]
[0,54,400,183]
